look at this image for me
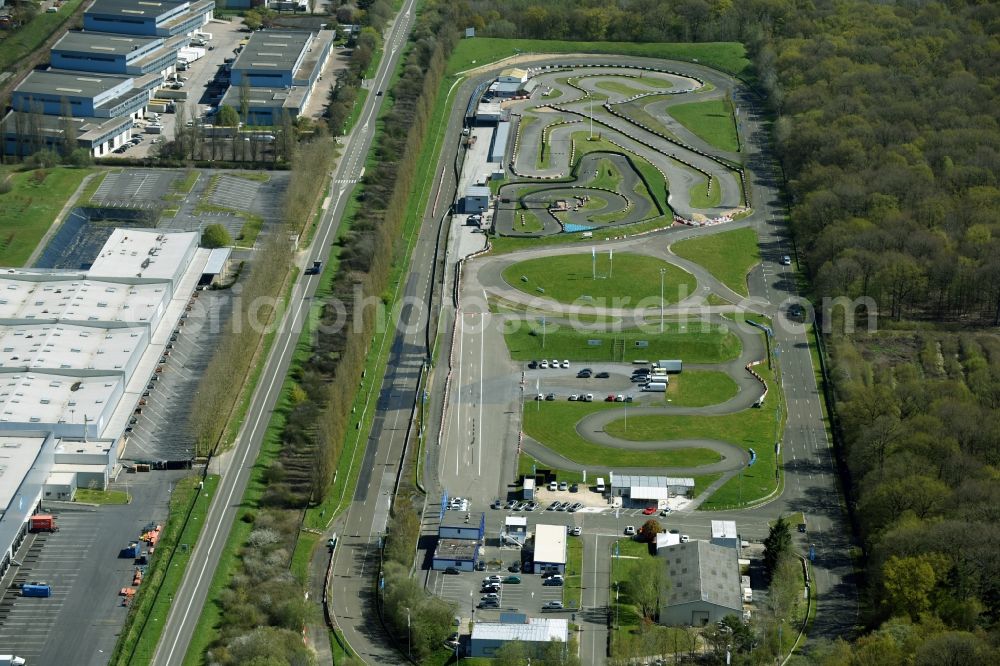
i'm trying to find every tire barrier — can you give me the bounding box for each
[746,359,768,406]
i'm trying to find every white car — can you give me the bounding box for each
[570,526,582,536]
[483,575,502,584]
[561,360,570,368]
[540,360,549,369]
[535,393,544,401]
[568,394,579,401]
[781,255,792,266]
[551,359,560,367]
[680,534,690,543]
[624,525,636,536]
[583,394,594,402]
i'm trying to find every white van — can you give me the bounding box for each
[596,477,605,493]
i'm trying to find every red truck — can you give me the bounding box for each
[29,514,57,533]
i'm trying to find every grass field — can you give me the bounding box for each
[0,166,92,266]
[688,179,722,208]
[504,320,742,364]
[75,488,130,504]
[589,158,624,190]
[671,226,760,296]
[564,538,584,609]
[664,371,739,407]
[666,99,739,152]
[502,252,696,306]
[524,401,723,469]
[0,0,86,73]
[448,38,750,77]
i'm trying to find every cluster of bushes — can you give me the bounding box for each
[205,510,315,665]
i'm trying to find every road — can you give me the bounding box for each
[149,1,418,663]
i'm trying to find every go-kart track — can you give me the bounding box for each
[493,63,747,237]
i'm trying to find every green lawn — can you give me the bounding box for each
[524,401,723,469]
[589,158,624,190]
[447,38,750,77]
[0,167,93,266]
[595,80,654,97]
[605,361,783,507]
[688,179,722,209]
[663,371,739,407]
[666,99,739,152]
[504,320,742,364]
[110,475,220,666]
[502,252,695,306]
[75,488,130,504]
[610,538,656,639]
[564,538,584,609]
[570,133,669,214]
[0,0,86,72]
[671,226,760,296]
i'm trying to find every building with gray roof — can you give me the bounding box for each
[84,0,215,37]
[470,616,568,658]
[658,540,743,626]
[51,31,186,76]
[609,473,695,508]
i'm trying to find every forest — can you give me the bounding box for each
[463,0,1000,662]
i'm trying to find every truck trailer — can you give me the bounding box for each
[0,655,27,665]
[21,584,51,598]
[28,514,57,532]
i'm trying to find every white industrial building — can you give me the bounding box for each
[609,473,696,508]
[0,228,210,579]
[470,614,568,658]
[532,523,566,575]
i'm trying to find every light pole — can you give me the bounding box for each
[659,268,666,333]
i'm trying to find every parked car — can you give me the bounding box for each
[483,575,502,584]
[535,393,545,401]
[583,394,594,402]
[481,593,500,601]
[570,483,579,493]
[624,525,636,536]
[543,576,564,586]
[444,567,461,575]
[478,599,499,609]
[558,481,568,491]
[504,499,516,509]
[642,506,657,515]
[504,575,521,584]
[568,502,583,512]
[596,371,611,378]
[561,360,570,368]
[680,534,690,543]
[659,507,672,516]
[528,360,538,369]
[781,255,792,266]
[568,394,579,401]
[546,501,560,511]
[476,560,487,571]
[570,526,582,536]
[491,500,502,509]
[540,360,549,369]
[605,395,616,402]
[508,562,521,573]
[526,501,538,511]
[545,393,556,401]
[576,370,592,378]
[543,601,564,610]
[615,394,625,402]
[481,584,500,593]
[556,502,569,511]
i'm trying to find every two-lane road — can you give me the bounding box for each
[151,0,419,663]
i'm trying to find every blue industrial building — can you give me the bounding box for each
[51,31,186,76]
[84,0,215,37]
[12,70,157,119]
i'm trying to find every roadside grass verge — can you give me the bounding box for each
[75,488,130,504]
[663,371,739,407]
[344,88,370,135]
[0,166,93,266]
[666,99,739,152]
[671,226,760,296]
[503,320,742,364]
[448,39,750,77]
[291,531,321,584]
[564,538,584,609]
[501,252,695,306]
[110,475,219,666]
[524,401,723,469]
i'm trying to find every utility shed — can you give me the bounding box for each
[522,477,535,500]
[532,524,566,575]
[463,185,491,213]
[609,474,695,508]
[710,520,739,549]
[439,511,485,541]
[658,541,742,626]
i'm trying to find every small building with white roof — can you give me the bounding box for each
[711,520,739,549]
[610,473,695,508]
[532,523,566,575]
[470,615,567,658]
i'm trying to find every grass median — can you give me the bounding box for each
[504,320,741,364]
[663,370,739,407]
[501,252,695,306]
[524,401,723,469]
[671,226,760,296]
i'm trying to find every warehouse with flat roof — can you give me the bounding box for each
[532,523,567,575]
[84,0,215,37]
[51,31,186,76]
[609,473,696,508]
[470,615,567,658]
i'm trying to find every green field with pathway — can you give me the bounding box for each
[666,99,740,152]
[671,226,760,296]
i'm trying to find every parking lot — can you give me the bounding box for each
[428,564,568,623]
[92,169,180,208]
[123,287,233,461]
[0,472,185,664]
